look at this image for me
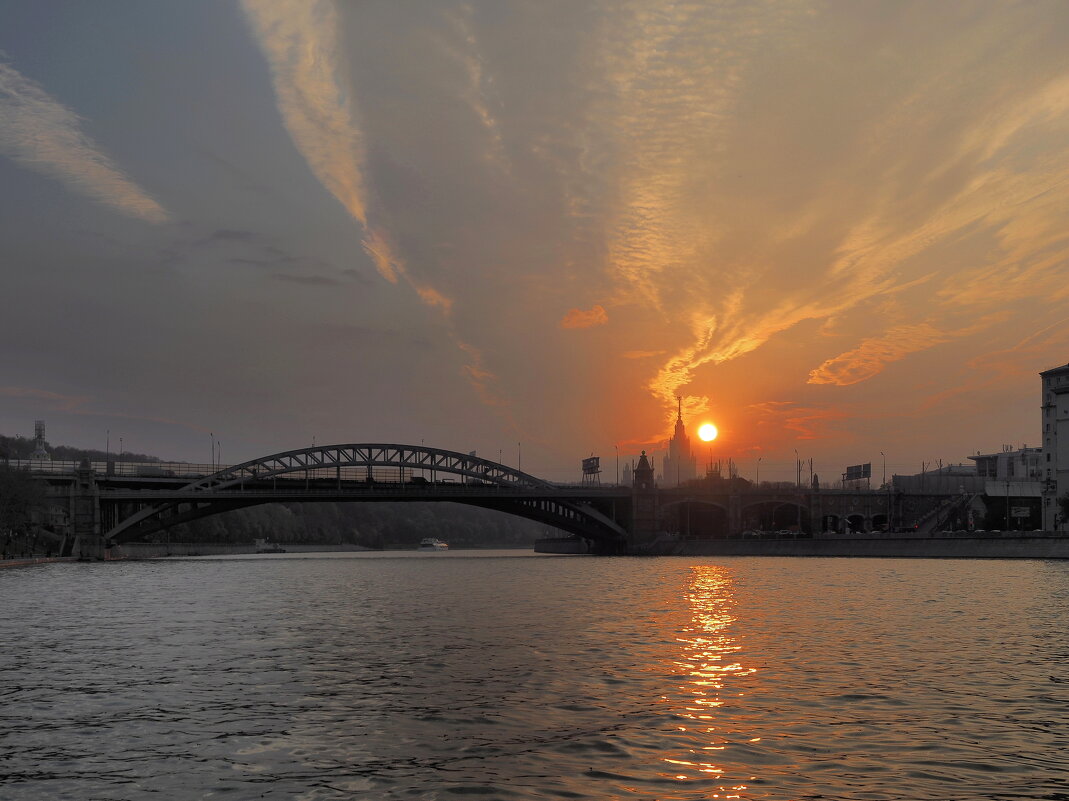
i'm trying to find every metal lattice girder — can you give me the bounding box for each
[185,444,555,492]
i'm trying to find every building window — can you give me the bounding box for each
[1049,453,1053,462]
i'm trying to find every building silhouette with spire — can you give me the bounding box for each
[661,398,697,487]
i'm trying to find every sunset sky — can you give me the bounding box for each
[3,1,1069,483]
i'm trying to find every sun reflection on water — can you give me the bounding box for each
[662,564,757,797]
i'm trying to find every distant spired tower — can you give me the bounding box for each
[30,420,50,460]
[661,397,697,487]
[630,449,659,547]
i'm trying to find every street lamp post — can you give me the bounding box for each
[881,451,886,487]
[615,444,619,485]
[756,456,762,487]
[887,462,894,531]
[794,448,800,488]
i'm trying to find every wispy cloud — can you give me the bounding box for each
[807,323,954,387]
[234,2,1069,456]
[0,61,168,222]
[576,0,821,428]
[240,0,368,227]
[568,0,1069,442]
[560,305,608,329]
[918,319,1069,411]
[441,4,511,174]
[242,1,513,413]
[0,385,194,431]
[0,386,90,413]
[270,273,342,287]
[361,227,402,283]
[968,320,1069,379]
[747,400,847,443]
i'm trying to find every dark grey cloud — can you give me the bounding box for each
[269,272,341,286]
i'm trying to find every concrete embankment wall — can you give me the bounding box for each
[677,536,1069,559]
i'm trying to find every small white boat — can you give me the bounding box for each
[418,537,449,551]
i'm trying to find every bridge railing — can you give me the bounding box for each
[7,458,632,491]
[3,458,221,478]
[9,459,459,482]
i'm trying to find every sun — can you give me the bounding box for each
[698,423,718,442]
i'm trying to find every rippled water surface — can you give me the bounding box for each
[2,552,1068,800]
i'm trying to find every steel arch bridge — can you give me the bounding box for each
[104,443,628,547]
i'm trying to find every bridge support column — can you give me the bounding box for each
[728,494,743,537]
[66,461,103,559]
[624,451,659,554]
[626,492,659,553]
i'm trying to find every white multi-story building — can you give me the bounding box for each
[1041,362,1069,531]
[969,446,1042,482]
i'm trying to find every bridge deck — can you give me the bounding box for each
[98,482,631,502]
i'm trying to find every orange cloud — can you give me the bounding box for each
[920,318,1069,410]
[241,0,368,227]
[746,401,848,443]
[560,305,608,329]
[457,341,510,412]
[414,283,453,313]
[807,324,953,386]
[361,227,401,283]
[809,314,1010,387]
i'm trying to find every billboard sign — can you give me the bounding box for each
[582,456,601,475]
[845,463,871,481]
[1011,506,1030,518]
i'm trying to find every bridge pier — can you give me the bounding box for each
[728,494,743,536]
[623,451,661,553]
[66,461,104,559]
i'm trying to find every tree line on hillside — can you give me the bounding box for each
[0,433,159,463]
[162,501,554,549]
[0,465,55,558]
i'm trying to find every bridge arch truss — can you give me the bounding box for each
[105,443,627,546]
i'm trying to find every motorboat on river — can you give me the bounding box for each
[418,537,449,551]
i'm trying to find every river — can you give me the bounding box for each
[1,552,1067,800]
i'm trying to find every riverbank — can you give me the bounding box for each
[115,542,375,558]
[673,534,1069,558]
[0,556,79,569]
[0,543,376,568]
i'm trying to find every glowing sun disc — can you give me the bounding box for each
[698,423,718,442]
